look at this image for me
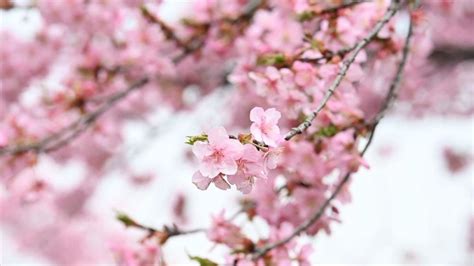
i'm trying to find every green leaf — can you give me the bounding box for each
[188,255,218,266]
[256,53,287,67]
[315,124,338,137]
[115,211,136,227]
[297,11,314,22]
[185,134,208,145]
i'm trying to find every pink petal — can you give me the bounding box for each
[212,175,230,190]
[249,107,265,122]
[265,67,280,80]
[224,139,244,159]
[262,128,281,147]
[236,179,253,194]
[207,126,228,144]
[264,108,281,124]
[250,123,263,142]
[219,158,238,175]
[242,144,261,162]
[227,172,245,185]
[192,171,212,190]
[192,142,212,159]
[199,159,219,178]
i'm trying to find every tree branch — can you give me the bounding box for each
[116,211,205,244]
[299,0,371,21]
[372,17,413,125]
[252,12,413,260]
[0,1,265,158]
[0,77,149,156]
[429,46,474,64]
[284,0,401,141]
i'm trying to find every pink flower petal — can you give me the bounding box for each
[212,175,230,190]
[249,107,264,122]
[192,171,212,190]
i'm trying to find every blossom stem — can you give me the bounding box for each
[284,0,401,141]
[0,1,265,157]
[252,10,413,260]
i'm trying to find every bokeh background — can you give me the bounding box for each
[1,1,473,265]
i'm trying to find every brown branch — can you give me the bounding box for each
[251,133,374,260]
[429,46,474,64]
[252,11,413,260]
[0,77,149,156]
[0,1,265,158]
[299,0,371,21]
[0,0,35,10]
[372,17,413,125]
[116,211,205,244]
[140,5,188,49]
[298,44,357,64]
[284,0,401,141]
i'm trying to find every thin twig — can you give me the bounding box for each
[0,78,149,156]
[141,6,188,50]
[372,17,413,125]
[252,11,413,260]
[284,0,401,141]
[0,2,265,157]
[298,44,357,64]
[299,0,371,21]
[116,211,205,243]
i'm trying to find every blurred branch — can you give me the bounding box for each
[0,1,265,158]
[116,211,205,245]
[429,46,474,64]
[298,44,358,64]
[253,11,414,260]
[298,0,371,21]
[284,0,401,141]
[0,0,35,10]
[0,77,149,156]
[372,17,413,124]
[140,5,188,49]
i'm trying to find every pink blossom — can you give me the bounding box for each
[207,211,251,251]
[192,127,244,177]
[192,171,231,191]
[295,244,313,266]
[227,144,265,194]
[250,107,282,147]
[293,61,317,87]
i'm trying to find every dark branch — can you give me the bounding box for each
[284,0,401,141]
[0,78,149,156]
[252,10,413,260]
[116,211,205,244]
[0,1,265,157]
[429,46,474,64]
[299,0,371,21]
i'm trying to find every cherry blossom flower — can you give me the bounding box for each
[192,126,244,178]
[207,211,252,251]
[250,107,282,147]
[227,144,265,194]
[192,171,231,191]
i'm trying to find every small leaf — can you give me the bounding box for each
[256,53,287,67]
[297,11,314,22]
[315,124,338,137]
[188,255,218,266]
[185,134,208,145]
[115,211,137,227]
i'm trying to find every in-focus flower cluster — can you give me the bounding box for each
[190,107,281,194]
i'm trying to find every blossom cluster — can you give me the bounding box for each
[190,107,281,194]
